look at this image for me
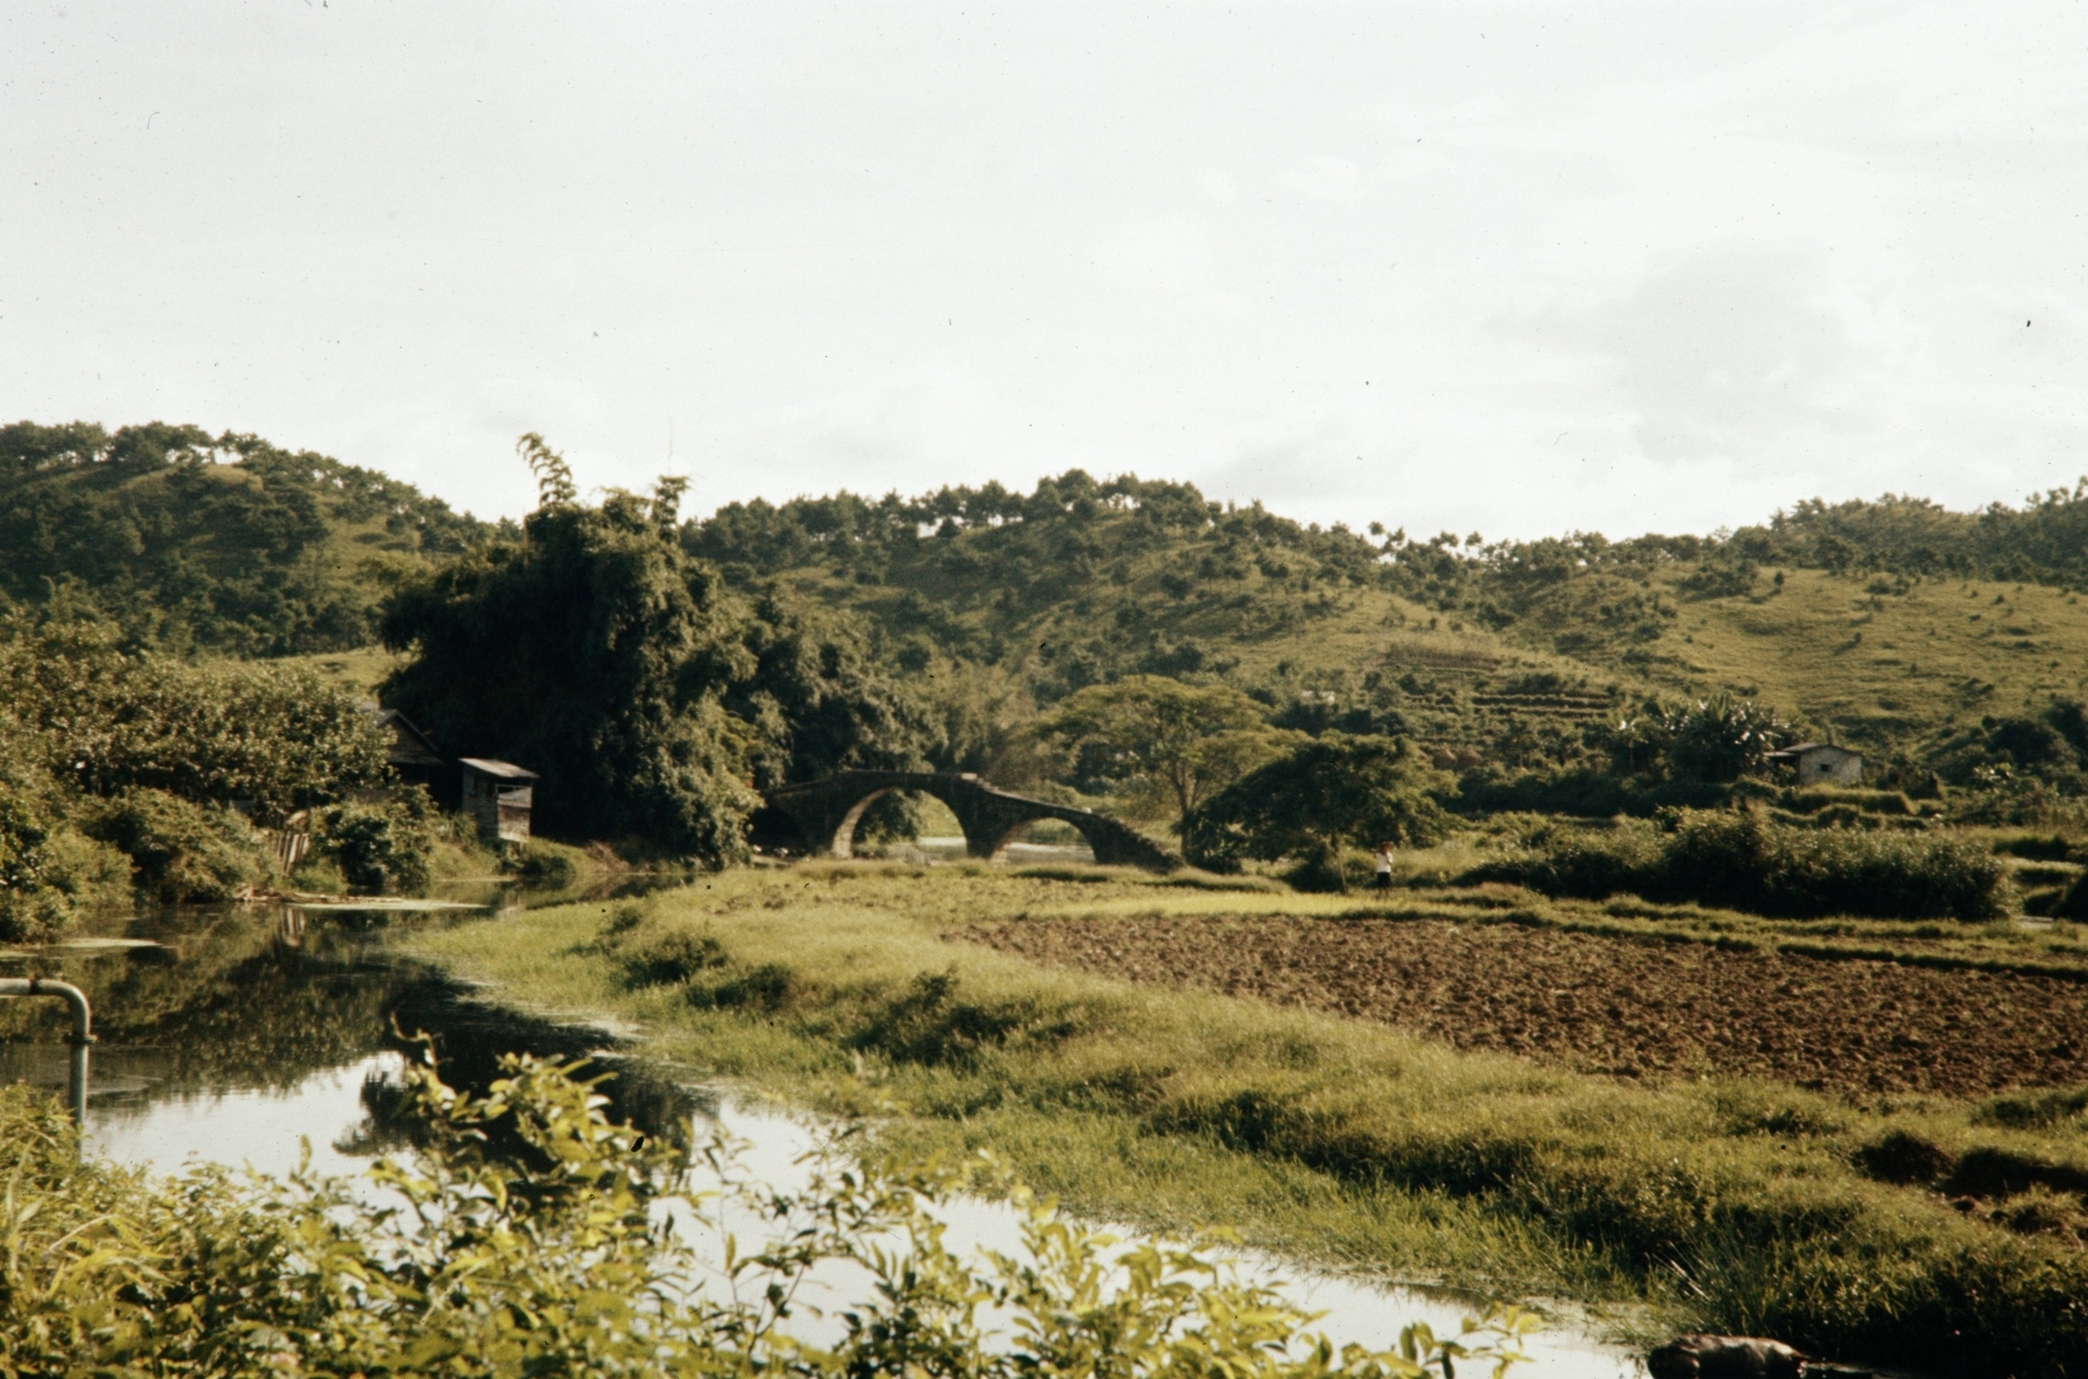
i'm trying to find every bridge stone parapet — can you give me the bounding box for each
[758,770,1180,872]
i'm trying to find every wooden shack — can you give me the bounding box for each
[1766,742,1864,787]
[459,758,538,843]
[370,709,451,802]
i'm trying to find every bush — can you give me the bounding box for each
[0,620,389,824]
[78,788,266,902]
[1181,734,1451,884]
[505,836,587,887]
[1471,807,2011,921]
[1782,787,1918,817]
[0,782,128,942]
[0,1056,1530,1377]
[314,792,439,894]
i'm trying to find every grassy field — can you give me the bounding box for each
[272,644,408,698]
[1594,569,2088,745]
[1384,564,2088,758]
[400,861,2088,1376]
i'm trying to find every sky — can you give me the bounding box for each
[4,2,2085,540]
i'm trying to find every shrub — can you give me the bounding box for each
[1668,694,1789,781]
[0,621,389,824]
[314,793,439,894]
[1470,808,2011,921]
[78,788,266,902]
[1452,764,1734,818]
[505,836,586,887]
[0,781,128,942]
[621,927,726,986]
[1782,787,1917,817]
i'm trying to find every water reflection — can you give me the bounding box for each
[0,892,1640,1376]
[0,893,697,1149]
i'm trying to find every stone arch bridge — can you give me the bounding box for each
[758,771,1179,871]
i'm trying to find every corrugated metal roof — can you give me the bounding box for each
[459,757,539,780]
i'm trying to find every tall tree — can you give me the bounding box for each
[380,436,926,861]
[1181,734,1451,886]
[1033,675,1286,819]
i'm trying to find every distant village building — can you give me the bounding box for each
[1766,742,1864,787]
[460,758,539,843]
[365,707,540,842]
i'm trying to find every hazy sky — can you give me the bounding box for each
[5,2,2085,539]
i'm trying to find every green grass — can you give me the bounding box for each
[1501,565,2088,751]
[269,645,408,698]
[401,863,2088,1375]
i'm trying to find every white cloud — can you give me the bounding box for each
[4,1,2087,544]
[1091,218,1220,296]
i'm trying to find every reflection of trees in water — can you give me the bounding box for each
[358,982,703,1154]
[1,903,699,1146]
[1,907,414,1093]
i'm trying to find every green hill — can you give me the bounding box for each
[0,421,496,655]
[687,470,2088,792]
[11,419,2088,801]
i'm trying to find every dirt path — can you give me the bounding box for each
[960,915,2088,1099]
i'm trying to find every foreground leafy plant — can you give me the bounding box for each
[0,1054,1533,1377]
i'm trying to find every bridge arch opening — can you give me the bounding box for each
[990,817,1097,865]
[831,789,967,861]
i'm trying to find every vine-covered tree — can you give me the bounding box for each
[379,436,928,861]
[1181,734,1451,888]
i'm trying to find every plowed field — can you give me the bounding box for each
[960,915,2088,1099]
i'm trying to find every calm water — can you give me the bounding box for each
[0,893,1644,1376]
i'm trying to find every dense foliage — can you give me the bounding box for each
[0,1056,1530,1378]
[686,471,2088,690]
[0,618,397,928]
[1472,807,2013,922]
[687,473,1389,701]
[0,420,493,654]
[15,417,2088,861]
[380,438,931,862]
[1181,736,1453,887]
[0,748,129,941]
[75,789,267,903]
[0,620,390,825]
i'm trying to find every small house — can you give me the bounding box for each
[1766,742,1864,787]
[370,709,450,800]
[459,758,539,843]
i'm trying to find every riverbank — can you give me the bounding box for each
[398,860,2088,1376]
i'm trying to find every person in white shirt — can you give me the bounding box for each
[1372,841,1394,889]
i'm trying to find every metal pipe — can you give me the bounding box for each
[0,978,94,1123]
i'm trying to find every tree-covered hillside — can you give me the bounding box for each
[687,470,2088,796]
[0,421,496,655]
[686,472,1397,699]
[15,418,2088,823]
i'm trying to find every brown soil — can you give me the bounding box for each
[959,915,2088,1099]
